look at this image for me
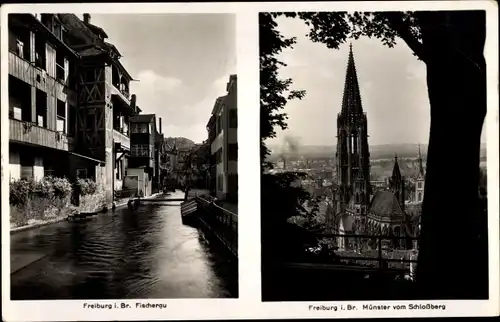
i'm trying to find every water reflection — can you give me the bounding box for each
[11,192,237,300]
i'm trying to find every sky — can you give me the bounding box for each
[269,16,487,147]
[90,14,236,143]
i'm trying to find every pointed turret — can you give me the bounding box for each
[392,154,402,181]
[416,144,425,179]
[341,43,363,117]
[390,154,405,212]
[414,144,425,203]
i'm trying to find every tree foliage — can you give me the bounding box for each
[297,12,423,59]
[260,12,306,170]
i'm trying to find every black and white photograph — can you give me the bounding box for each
[1,1,499,321]
[260,10,490,301]
[6,12,238,300]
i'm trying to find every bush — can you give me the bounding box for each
[51,176,72,198]
[9,176,73,228]
[33,177,55,198]
[10,177,73,204]
[77,178,98,196]
[10,179,33,206]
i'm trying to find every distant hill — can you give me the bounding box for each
[165,137,195,149]
[268,143,487,161]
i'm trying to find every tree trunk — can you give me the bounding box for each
[416,11,487,299]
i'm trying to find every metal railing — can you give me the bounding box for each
[196,196,238,257]
[311,233,419,270]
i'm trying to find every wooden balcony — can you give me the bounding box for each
[8,51,75,103]
[9,118,68,151]
[113,129,130,151]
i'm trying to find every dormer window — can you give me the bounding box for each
[53,22,62,39]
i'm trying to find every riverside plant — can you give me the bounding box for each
[10,176,73,228]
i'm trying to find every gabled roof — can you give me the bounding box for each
[85,22,108,39]
[368,190,404,219]
[211,96,226,115]
[130,114,155,123]
[77,46,107,57]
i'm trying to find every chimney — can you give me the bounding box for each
[159,117,162,134]
[83,13,91,24]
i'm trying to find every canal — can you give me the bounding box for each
[10,191,238,300]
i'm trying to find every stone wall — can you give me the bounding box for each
[10,190,106,229]
[78,189,107,213]
[10,195,74,228]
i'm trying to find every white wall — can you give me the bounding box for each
[33,156,44,181]
[9,150,21,181]
[211,131,224,154]
[126,168,148,197]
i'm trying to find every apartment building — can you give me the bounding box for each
[208,74,237,201]
[126,114,157,197]
[7,13,138,207]
[154,117,168,193]
[8,14,86,182]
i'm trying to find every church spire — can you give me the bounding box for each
[416,144,425,178]
[341,43,363,116]
[392,154,402,181]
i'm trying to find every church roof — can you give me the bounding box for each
[340,43,364,116]
[368,190,404,219]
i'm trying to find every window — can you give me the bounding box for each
[56,51,65,82]
[228,143,237,161]
[36,89,47,128]
[9,27,30,59]
[56,100,66,133]
[418,192,423,202]
[77,169,88,179]
[229,109,237,128]
[131,123,148,133]
[12,106,22,120]
[215,147,222,164]
[417,181,423,189]
[34,34,46,70]
[216,112,223,135]
[16,40,25,58]
[20,153,34,180]
[131,144,149,157]
[68,105,76,136]
[53,23,62,40]
[116,160,121,180]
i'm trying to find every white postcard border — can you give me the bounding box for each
[1,1,499,321]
